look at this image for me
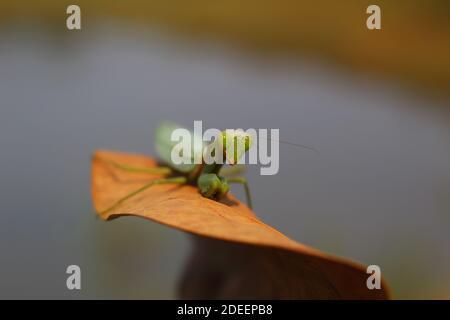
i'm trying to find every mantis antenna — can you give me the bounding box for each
[257,136,319,155]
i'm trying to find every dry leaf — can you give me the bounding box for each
[91,150,389,299]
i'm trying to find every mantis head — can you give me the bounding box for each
[221,129,253,165]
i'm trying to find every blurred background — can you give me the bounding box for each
[0,0,449,299]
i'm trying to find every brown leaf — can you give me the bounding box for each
[92,150,390,299]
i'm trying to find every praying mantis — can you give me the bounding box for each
[97,122,255,215]
[97,122,316,215]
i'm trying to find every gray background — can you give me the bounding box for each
[0,22,449,299]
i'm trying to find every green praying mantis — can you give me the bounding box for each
[98,122,255,214]
[98,122,316,214]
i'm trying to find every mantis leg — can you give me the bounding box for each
[219,165,246,177]
[99,157,173,175]
[227,177,252,209]
[100,176,187,215]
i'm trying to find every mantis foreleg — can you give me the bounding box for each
[219,165,246,177]
[227,177,252,209]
